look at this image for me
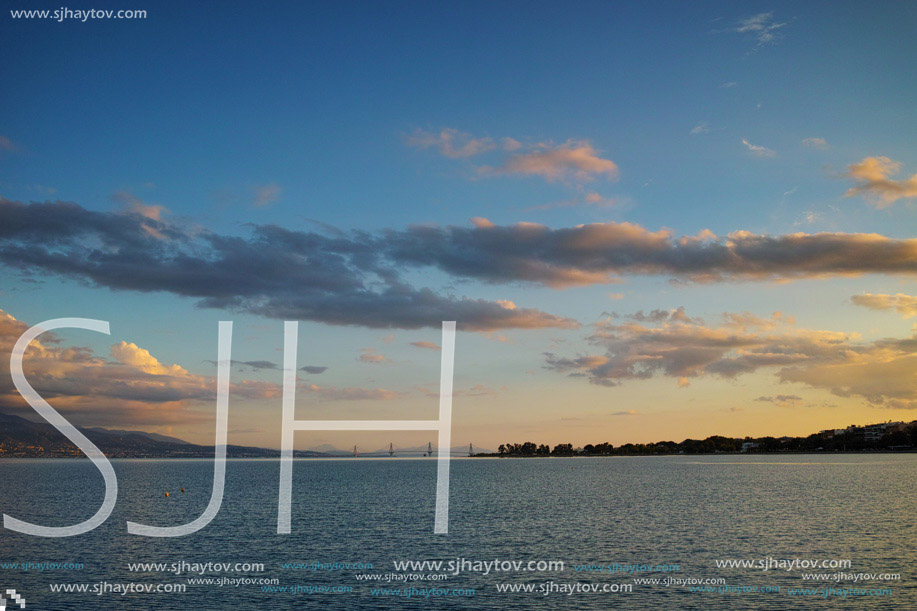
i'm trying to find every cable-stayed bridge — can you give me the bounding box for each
[322,442,480,457]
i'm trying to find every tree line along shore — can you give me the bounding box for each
[480,420,917,457]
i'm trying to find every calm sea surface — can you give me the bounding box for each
[0,455,914,610]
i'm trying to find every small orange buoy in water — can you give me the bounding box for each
[164,492,170,497]
[180,488,185,493]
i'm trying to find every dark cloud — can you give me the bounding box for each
[384,222,917,287]
[299,365,328,374]
[204,360,279,370]
[2,199,916,332]
[0,199,576,331]
[755,395,803,403]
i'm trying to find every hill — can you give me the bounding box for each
[0,411,324,458]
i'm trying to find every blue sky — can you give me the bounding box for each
[1,1,915,450]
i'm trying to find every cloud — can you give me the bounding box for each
[419,383,505,398]
[524,192,617,212]
[111,191,170,239]
[0,199,577,332]
[731,12,787,46]
[236,360,278,370]
[488,140,618,182]
[2,200,917,329]
[385,220,917,286]
[690,122,710,136]
[454,384,504,397]
[253,183,282,207]
[112,191,166,220]
[545,308,917,409]
[406,128,495,158]
[299,365,328,374]
[501,137,523,151]
[299,383,404,401]
[802,137,828,149]
[0,135,17,152]
[794,210,819,226]
[410,341,441,350]
[0,309,279,427]
[741,138,776,158]
[721,311,792,330]
[26,185,58,196]
[844,157,917,208]
[409,129,618,184]
[0,309,409,428]
[851,293,917,318]
[358,348,390,364]
[755,394,802,405]
[719,81,738,89]
[204,359,280,370]
[111,341,189,376]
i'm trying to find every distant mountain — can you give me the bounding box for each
[0,411,325,458]
[84,427,192,445]
[306,444,352,455]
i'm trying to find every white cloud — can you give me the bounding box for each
[741,138,776,158]
[406,128,496,158]
[802,137,828,149]
[732,12,787,46]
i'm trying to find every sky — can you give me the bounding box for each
[0,0,915,451]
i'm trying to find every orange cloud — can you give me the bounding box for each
[410,341,441,351]
[547,308,917,409]
[358,348,390,364]
[851,293,917,318]
[493,140,618,182]
[0,309,421,428]
[299,383,404,401]
[845,156,917,208]
[0,310,279,427]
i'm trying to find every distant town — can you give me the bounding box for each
[483,420,917,456]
